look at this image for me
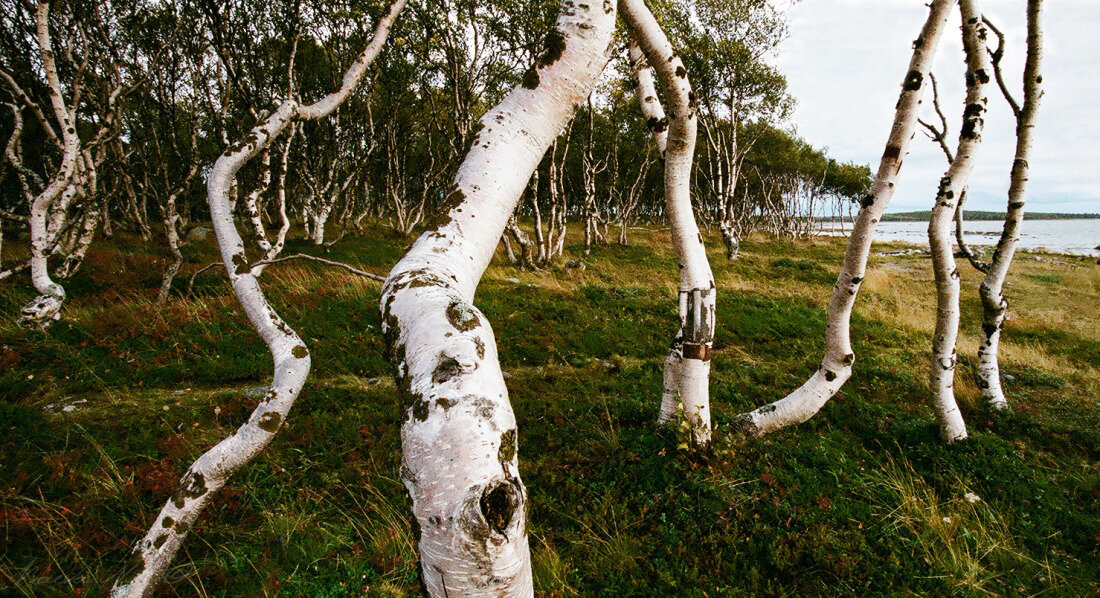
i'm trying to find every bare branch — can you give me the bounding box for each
[983,15,1021,117]
[248,253,385,281]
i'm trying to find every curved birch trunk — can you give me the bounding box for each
[732,0,957,436]
[978,0,1043,410]
[622,0,714,445]
[19,2,80,329]
[927,0,991,443]
[379,3,615,594]
[110,2,407,595]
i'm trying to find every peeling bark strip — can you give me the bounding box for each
[621,0,715,446]
[978,0,1043,410]
[110,2,407,596]
[732,0,957,437]
[379,2,615,594]
[928,0,991,443]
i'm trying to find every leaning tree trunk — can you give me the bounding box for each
[622,0,714,445]
[731,0,957,436]
[110,2,407,595]
[978,0,1043,410]
[18,2,79,329]
[927,0,991,443]
[378,3,615,595]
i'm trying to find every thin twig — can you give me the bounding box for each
[249,253,385,281]
[186,261,224,297]
[982,15,1021,117]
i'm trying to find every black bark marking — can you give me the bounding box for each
[499,429,517,464]
[436,397,458,410]
[258,412,282,432]
[472,397,495,420]
[646,116,668,133]
[902,70,923,91]
[824,369,837,382]
[433,353,464,384]
[861,194,875,208]
[446,300,481,332]
[427,190,467,231]
[522,67,540,89]
[291,345,308,359]
[412,399,430,421]
[162,516,174,529]
[961,103,984,139]
[473,336,486,359]
[480,481,521,537]
[152,533,168,549]
[842,353,855,366]
[883,145,901,161]
[231,252,250,275]
[730,413,760,436]
[170,471,207,509]
[675,66,686,78]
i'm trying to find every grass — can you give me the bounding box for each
[0,222,1097,596]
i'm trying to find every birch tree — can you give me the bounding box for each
[11,2,80,329]
[977,0,1043,410]
[110,2,406,594]
[622,0,715,445]
[927,0,991,443]
[378,0,615,593]
[731,0,957,436]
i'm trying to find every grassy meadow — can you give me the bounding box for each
[0,223,1097,596]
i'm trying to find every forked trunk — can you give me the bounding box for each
[110,1,407,594]
[732,0,957,436]
[622,0,714,445]
[978,0,1043,410]
[379,2,615,594]
[927,0,991,443]
[19,3,79,329]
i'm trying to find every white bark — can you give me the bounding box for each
[18,2,80,329]
[927,0,991,443]
[622,0,715,445]
[111,2,406,595]
[978,0,1043,410]
[732,0,957,436]
[379,2,615,594]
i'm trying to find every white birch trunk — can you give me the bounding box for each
[379,2,615,594]
[18,2,79,329]
[927,0,991,443]
[622,0,714,445]
[732,0,957,436]
[978,0,1043,410]
[111,2,406,595]
[311,204,332,245]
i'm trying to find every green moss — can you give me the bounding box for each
[0,227,1095,596]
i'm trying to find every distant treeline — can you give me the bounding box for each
[869,211,1100,222]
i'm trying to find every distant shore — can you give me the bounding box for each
[878,210,1100,222]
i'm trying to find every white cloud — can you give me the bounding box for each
[775,0,1099,213]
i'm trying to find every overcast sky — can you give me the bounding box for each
[774,0,1098,214]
